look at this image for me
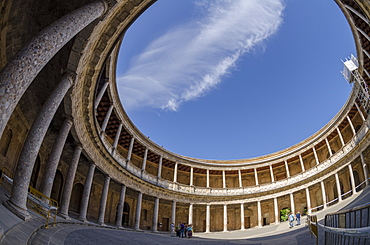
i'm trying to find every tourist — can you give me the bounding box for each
[288,213,294,228]
[296,211,301,226]
[170,223,175,237]
[187,225,193,238]
[176,224,180,237]
[180,223,185,238]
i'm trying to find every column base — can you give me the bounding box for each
[4,199,31,221]
[98,223,106,227]
[77,216,88,223]
[58,212,71,220]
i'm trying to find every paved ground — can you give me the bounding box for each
[29,222,316,245]
[0,186,369,245]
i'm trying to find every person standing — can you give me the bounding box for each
[288,213,294,228]
[296,211,301,226]
[170,223,175,237]
[187,225,193,238]
[180,223,185,238]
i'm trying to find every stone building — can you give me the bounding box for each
[0,0,369,233]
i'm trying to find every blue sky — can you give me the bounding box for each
[116,0,356,160]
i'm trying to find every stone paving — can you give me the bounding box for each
[0,186,369,245]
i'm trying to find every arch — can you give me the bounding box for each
[51,170,63,203]
[354,124,362,133]
[70,183,83,213]
[30,155,40,188]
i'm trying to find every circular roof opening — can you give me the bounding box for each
[116,0,355,160]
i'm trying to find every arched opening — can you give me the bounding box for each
[315,189,323,211]
[353,170,363,191]
[30,155,40,188]
[51,170,63,203]
[123,202,130,227]
[70,183,83,214]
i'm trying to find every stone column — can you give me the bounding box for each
[360,153,369,186]
[152,197,159,232]
[188,203,193,225]
[354,102,366,121]
[206,204,211,233]
[141,148,148,177]
[5,72,75,220]
[290,193,295,215]
[98,175,110,225]
[306,188,312,214]
[0,1,108,139]
[134,192,143,230]
[337,127,345,147]
[254,168,259,185]
[348,164,357,194]
[222,170,226,188]
[321,181,327,208]
[58,143,82,219]
[116,185,126,228]
[274,197,279,224]
[347,116,356,135]
[40,116,73,197]
[313,147,320,165]
[270,165,275,182]
[100,103,113,133]
[285,161,290,178]
[238,170,243,187]
[206,169,210,188]
[335,173,342,201]
[240,203,245,230]
[173,163,178,182]
[94,79,109,110]
[190,167,194,186]
[112,122,123,153]
[257,201,262,227]
[157,156,163,179]
[299,155,305,172]
[171,201,176,225]
[78,162,96,222]
[223,204,228,232]
[126,137,135,163]
[325,139,333,157]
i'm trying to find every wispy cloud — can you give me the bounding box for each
[117,0,285,111]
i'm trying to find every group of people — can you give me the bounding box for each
[288,211,301,228]
[170,223,193,238]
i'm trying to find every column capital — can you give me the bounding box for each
[62,69,77,86]
[62,114,74,123]
[74,142,83,150]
